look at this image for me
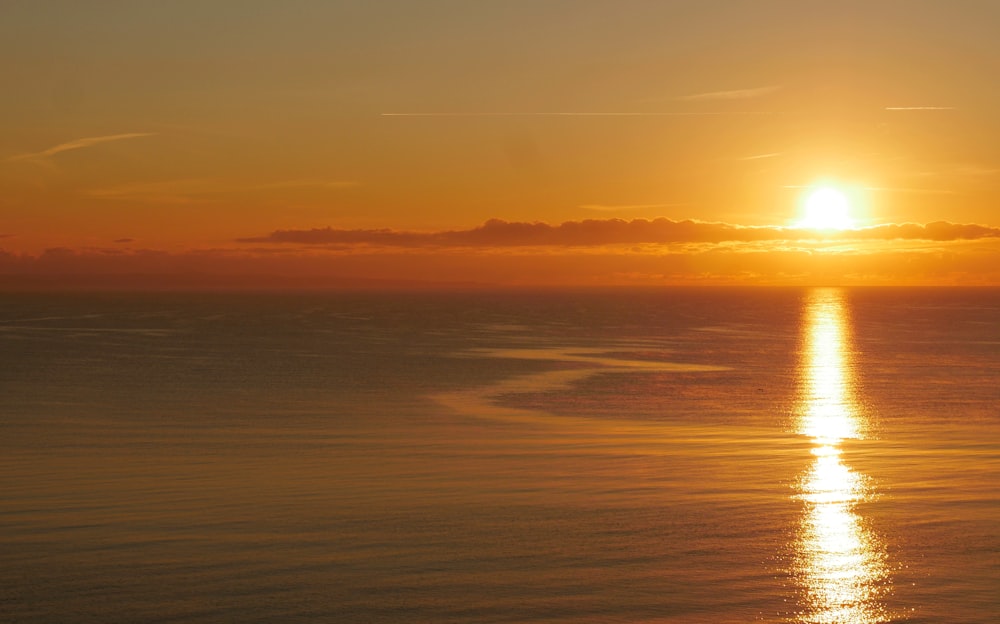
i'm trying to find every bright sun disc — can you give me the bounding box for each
[799,187,855,230]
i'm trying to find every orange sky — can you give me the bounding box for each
[2,1,999,287]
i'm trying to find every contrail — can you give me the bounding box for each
[8,132,155,162]
[884,106,955,111]
[675,85,781,101]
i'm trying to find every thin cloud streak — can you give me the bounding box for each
[676,86,781,101]
[86,178,358,203]
[381,111,782,117]
[905,164,1000,179]
[239,218,1000,248]
[884,106,956,111]
[865,186,958,195]
[738,152,782,161]
[7,133,155,162]
[580,203,688,212]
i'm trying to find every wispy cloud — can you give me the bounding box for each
[381,111,781,117]
[579,203,687,212]
[676,86,780,102]
[239,218,1000,248]
[381,86,786,118]
[884,106,956,111]
[906,163,1000,179]
[86,178,358,203]
[7,133,155,162]
[251,179,358,191]
[865,186,958,195]
[946,165,1000,177]
[778,184,938,194]
[737,152,782,161]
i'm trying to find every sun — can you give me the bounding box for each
[797,187,856,231]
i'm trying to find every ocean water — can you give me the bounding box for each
[1,287,997,623]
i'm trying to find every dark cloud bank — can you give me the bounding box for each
[3,218,999,289]
[240,218,1000,247]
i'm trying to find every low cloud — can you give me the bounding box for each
[3,237,999,289]
[239,218,1000,248]
[852,222,1000,241]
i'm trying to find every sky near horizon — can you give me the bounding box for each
[2,1,999,286]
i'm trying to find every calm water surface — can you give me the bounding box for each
[1,288,997,622]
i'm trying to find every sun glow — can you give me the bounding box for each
[798,187,856,231]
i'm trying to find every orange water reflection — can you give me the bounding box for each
[795,289,889,623]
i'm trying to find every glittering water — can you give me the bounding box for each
[794,289,888,623]
[1,288,997,622]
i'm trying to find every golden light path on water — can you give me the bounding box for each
[795,289,890,624]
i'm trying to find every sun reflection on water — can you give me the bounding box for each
[795,288,889,623]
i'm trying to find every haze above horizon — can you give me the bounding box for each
[2,1,999,287]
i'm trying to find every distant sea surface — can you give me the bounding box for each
[2,288,997,623]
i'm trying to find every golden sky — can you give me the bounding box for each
[2,1,999,287]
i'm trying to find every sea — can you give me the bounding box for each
[1,287,997,623]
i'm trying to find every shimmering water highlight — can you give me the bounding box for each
[794,288,889,623]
